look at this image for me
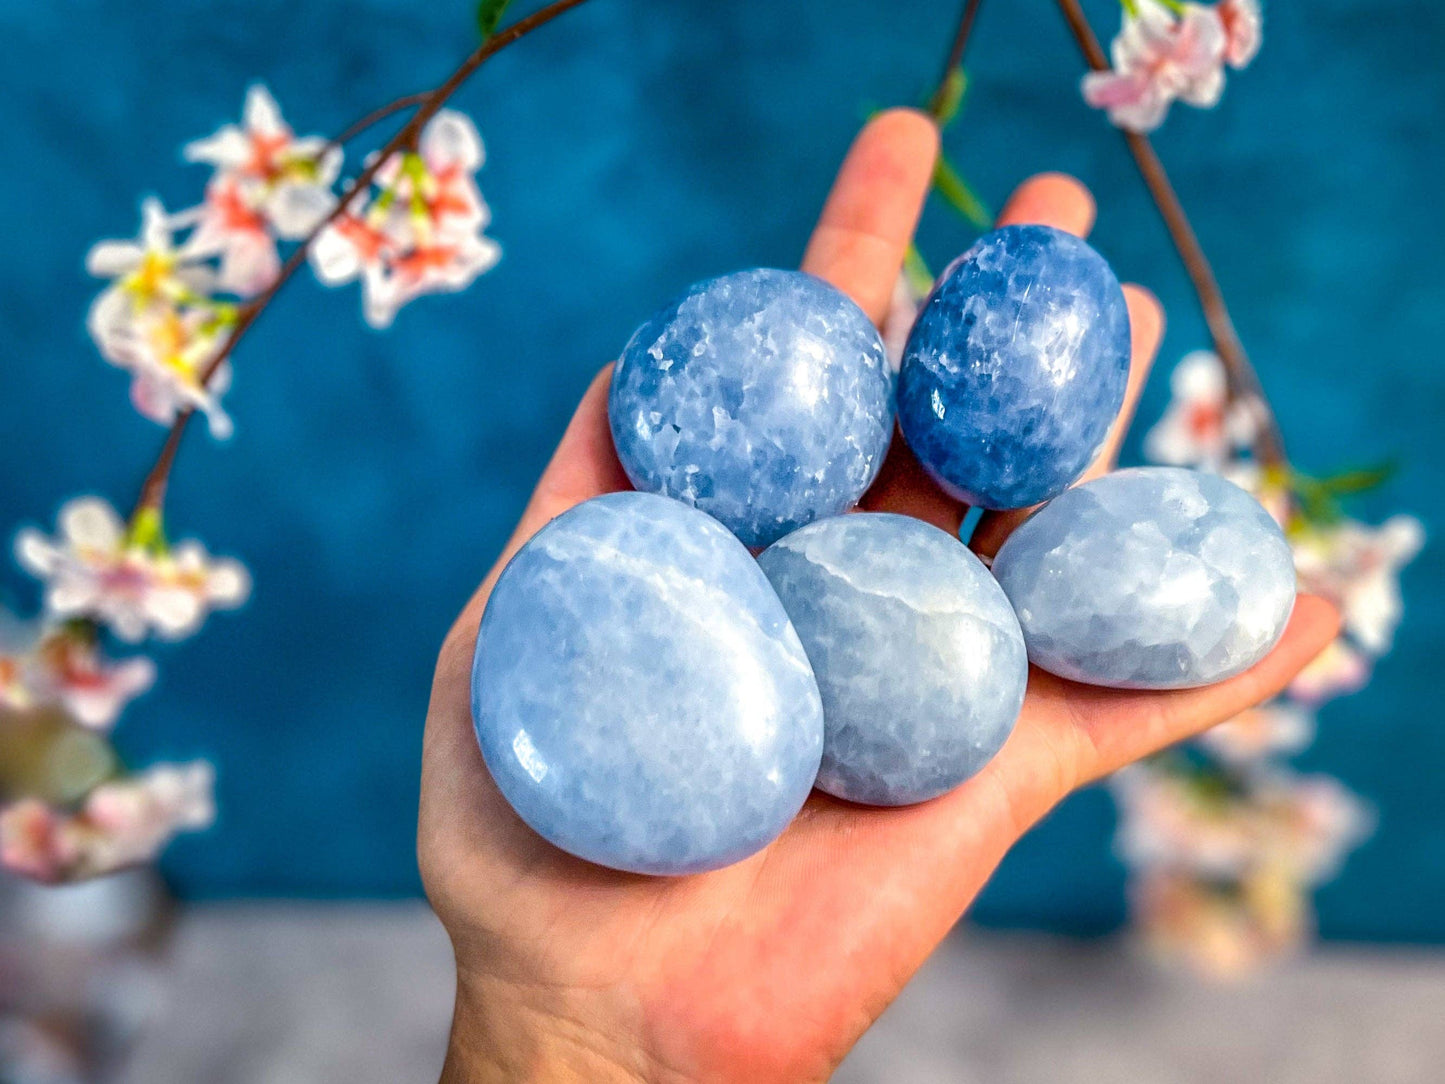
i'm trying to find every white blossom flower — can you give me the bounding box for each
[311,110,500,328]
[1081,1,1229,133]
[185,84,340,243]
[1200,702,1315,763]
[33,632,156,730]
[1144,350,1263,468]
[0,762,214,883]
[0,621,154,730]
[15,497,250,643]
[1293,515,1424,655]
[80,762,215,872]
[1217,459,1292,526]
[1113,764,1371,884]
[1287,637,1372,705]
[99,300,236,437]
[87,200,236,436]
[87,199,215,353]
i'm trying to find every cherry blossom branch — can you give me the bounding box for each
[927,0,984,119]
[130,0,597,517]
[1052,0,1287,469]
[329,92,430,148]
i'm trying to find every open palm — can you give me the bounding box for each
[419,109,1337,1083]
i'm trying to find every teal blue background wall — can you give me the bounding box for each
[1,0,1440,938]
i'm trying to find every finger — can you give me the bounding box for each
[1083,284,1164,480]
[801,108,939,325]
[995,171,1096,235]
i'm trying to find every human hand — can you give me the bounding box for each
[419,108,1339,1083]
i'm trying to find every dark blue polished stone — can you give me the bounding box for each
[898,225,1130,509]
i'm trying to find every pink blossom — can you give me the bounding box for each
[310,110,500,329]
[1293,515,1424,655]
[0,799,76,882]
[184,85,340,285]
[1287,637,1372,705]
[0,621,154,730]
[15,497,250,643]
[1081,1,1229,133]
[0,763,214,883]
[1219,0,1263,69]
[80,762,215,872]
[1144,350,1263,468]
[32,632,156,730]
[185,175,282,297]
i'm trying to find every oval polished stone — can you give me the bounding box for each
[993,467,1297,690]
[898,225,1131,509]
[471,491,824,875]
[609,268,894,547]
[758,514,1028,806]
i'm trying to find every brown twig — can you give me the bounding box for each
[329,92,430,149]
[1052,0,1286,468]
[927,0,984,118]
[129,0,597,522]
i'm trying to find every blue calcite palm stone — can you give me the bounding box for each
[898,225,1131,509]
[471,491,824,875]
[758,514,1028,806]
[993,467,1297,690]
[609,268,894,547]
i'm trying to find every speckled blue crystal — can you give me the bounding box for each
[993,467,1297,690]
[758,513,1028,806]
[609,268,894,547]
[470,491,824,875]
[898,225,1131,510]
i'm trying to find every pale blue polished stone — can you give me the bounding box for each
[609,268,894,547]
[993,467,1297,690]
[758,514,1028,806]
[898,225,1131,510]
[471,491,824,875]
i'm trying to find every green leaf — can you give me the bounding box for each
[1288,460,1398,527]
[1316,461,1398,497]
[929,67,968,128]
[932,155,992,230]
[477,0,513,38]
[903,243,934,298]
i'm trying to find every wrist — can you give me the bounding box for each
[440,968,672,1084]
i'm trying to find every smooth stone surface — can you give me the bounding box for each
[609,268,894,547]
[898,225,1131,510]
[471,491,824,875]
[758,513,1028,805]
[992,467,1297,690]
